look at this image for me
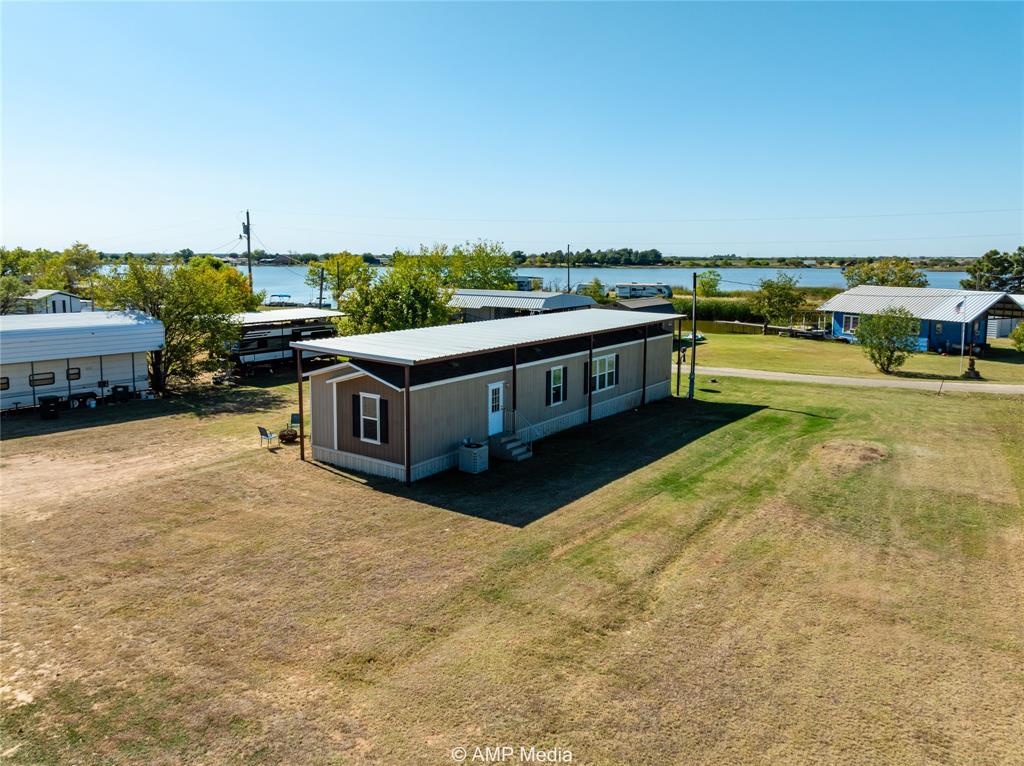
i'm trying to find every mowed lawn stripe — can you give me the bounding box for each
[1,376,1021,764]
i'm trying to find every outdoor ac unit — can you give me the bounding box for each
[458,442,489,474]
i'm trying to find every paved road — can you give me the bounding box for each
[689,365,1024,395]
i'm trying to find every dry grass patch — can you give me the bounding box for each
[1,376,1022,764]
[813,440,888,477]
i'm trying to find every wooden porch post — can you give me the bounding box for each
[295,347,305,461]
[588,334,594,424]
[641,323,648,406]
[404,365,412,486]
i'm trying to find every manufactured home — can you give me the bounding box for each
[448,289,595,322]
[0,311,165,411]
[231,308,342,368]
[12,289,83,314]
[292,310,683,484]
[819,286,1024,352]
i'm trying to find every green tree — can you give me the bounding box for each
[961,247,1024,292]
[342,254,451,333]
[843,257,929,288]
[0,276,30,314]
[446,240,516,289]
[1010,322,1024,353]
[696,269,722,296]
[305,252,372,304]
[751,273,802,333]
[96,257,254,390]
[854,307,920,374]
[0,247,36,313]
[187,255,264,310]
[33,242,102,292]
[579,277,610,303]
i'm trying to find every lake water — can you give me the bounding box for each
[246,264,970,306]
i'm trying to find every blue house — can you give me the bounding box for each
[819,286,1024,353]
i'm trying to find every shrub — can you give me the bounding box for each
[1010,322,1024,352]
[854,307,920,374]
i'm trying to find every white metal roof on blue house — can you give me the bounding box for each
[233,307,343,325]
[0,311,165,364]
[448,288,595,312]
[291,309,684,365]
[818,285,1021,323]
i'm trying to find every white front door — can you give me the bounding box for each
[487,382,504,436]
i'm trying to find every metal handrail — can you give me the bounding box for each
[506,408,535,452]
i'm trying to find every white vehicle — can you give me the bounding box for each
[614,282,672,299]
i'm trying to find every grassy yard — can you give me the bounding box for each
[1,374,1022,764]
[696,332,1024,383]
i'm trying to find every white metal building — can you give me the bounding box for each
[12,289,84,314]
[0,311,165,410]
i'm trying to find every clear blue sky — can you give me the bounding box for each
[3,1,1022,258]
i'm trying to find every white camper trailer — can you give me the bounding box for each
[0,311,165,411]
[613,282,672,299]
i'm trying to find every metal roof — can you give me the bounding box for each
[614,297,675,311]
[0,311,165,364]
[818,285,1015,323]
[234,308,343,325]
[448,288,595,312]
[292,309,684,365]
[23,289,80,300]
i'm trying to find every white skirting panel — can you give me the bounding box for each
[646,379,671,402]
[311,445,405,481]
[518,405,589,442]
[412,451,459,481]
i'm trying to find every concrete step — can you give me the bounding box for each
[488,432,533,462]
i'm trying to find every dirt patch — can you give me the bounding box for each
[814,440,888,477]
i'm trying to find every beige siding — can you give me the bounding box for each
[409,370,512,463]
[308,369,405,464]
[308,371,334,450]
[646,334,672,387]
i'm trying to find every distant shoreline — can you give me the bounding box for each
[247,263,969,273]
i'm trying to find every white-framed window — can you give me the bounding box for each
[549,365,565,406]
[591,354,617,393]
[359,392,380,444]
[842,314,859,334]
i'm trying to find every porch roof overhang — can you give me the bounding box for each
[291,310,685,366]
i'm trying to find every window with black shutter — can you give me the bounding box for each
[29,372,55,387]
[357,392,381,444]
[590,354,617,392]
[66,367,81,381]
[548,365,566,406]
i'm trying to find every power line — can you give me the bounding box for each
[252,206,1024,225]
[271,223,1020,248]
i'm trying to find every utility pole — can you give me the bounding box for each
[242,210,253,292]
[565,244,571,293]
[688,271,698,400]
[318,267,325,308]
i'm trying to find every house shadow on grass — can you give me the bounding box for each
[362,397,766,527]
